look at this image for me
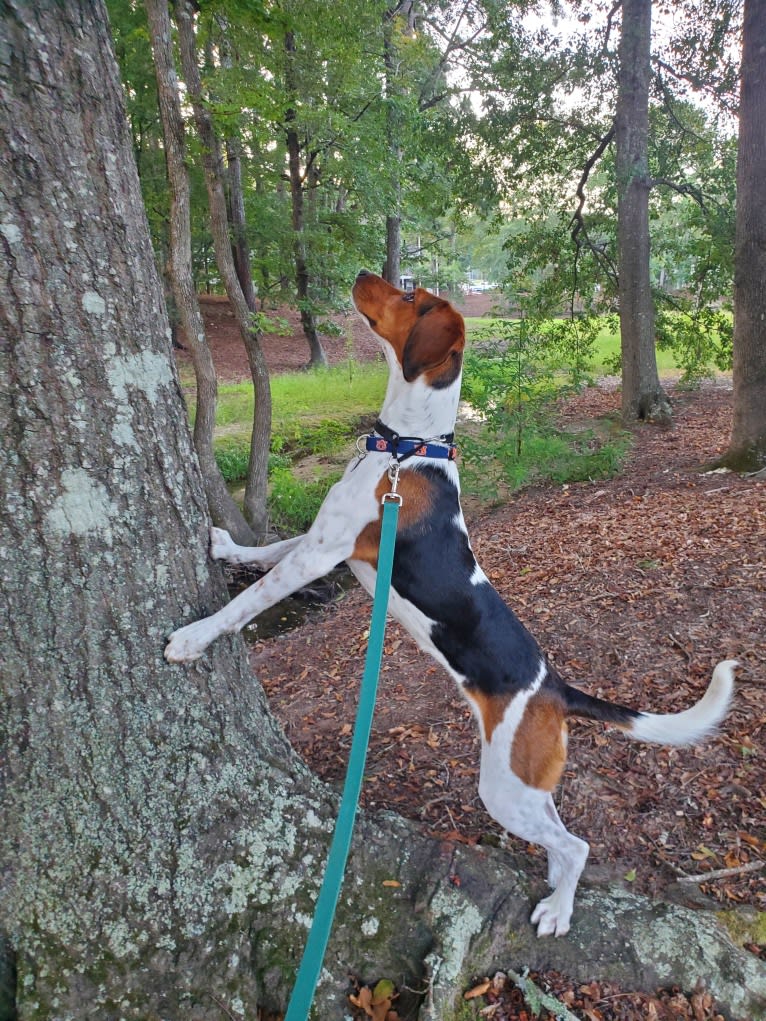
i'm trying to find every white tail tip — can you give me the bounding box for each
[630,660,737,746]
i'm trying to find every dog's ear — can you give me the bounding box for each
[402,292,465,387]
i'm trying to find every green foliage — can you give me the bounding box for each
[460,411,629,501]
[214,441,250,484]
[206,362,385,489]
[463,318,559,460]
[270,418,351,459]
[214,441,290,485]
[105,0,170,255]
[461,321,630,499]
[109,0,742,446]
[540,314,605,387]
[267,467,342,535]
[461,411,629,501]
[655,306,733,384]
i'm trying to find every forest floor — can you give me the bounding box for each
[177,298,765,1021]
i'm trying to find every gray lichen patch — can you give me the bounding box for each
[106,348,175,406]
[43,467,118,537]
[427,884,483,984]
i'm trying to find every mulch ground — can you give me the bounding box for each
[184,299,765,1020]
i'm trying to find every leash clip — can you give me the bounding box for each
[383,459,403,505]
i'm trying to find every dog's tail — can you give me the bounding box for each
[561,660,736,746]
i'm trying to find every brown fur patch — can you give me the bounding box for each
[402,302,464,385]
[511,696,568,791]
[352,274,464,381]
[350,470,436,567]
[464,690,512,743]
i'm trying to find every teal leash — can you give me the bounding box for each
[284,476,402,1021]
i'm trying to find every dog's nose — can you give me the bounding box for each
[356,269,371,279]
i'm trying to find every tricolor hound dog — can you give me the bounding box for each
[166,270,736,937]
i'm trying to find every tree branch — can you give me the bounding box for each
[676,860,764,885]
[654,57,738,114]
[569,125,618,301]
[648,176,707,209]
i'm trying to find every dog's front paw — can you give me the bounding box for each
[530,889,573,938]
[164,618,219,663]
[209,527,237,561]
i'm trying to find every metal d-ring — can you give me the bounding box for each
[383,458,403,505]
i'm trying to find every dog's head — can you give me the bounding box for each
[352,271,465,389]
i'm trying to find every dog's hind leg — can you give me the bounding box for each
[479,757,588,937]
[209,527,304,569]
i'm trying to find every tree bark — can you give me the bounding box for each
[217,18,260,317]
[720,0,766,471]
[615,0,671,424]
[385,212,402,285]
[174,0,273,538]
[284,29,329,369]
[226,139,260,314]
[1,4,764,1020]
[145,0,256,546]
[382,2,413,287]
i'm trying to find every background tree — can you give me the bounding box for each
[107,0,171,269]
[615,0,670,422]
[282,23,329,367]
[174,0,273,536]
[382,1,415,284]
[469,1,739,399]
[145,0,257,544]
[719,0,766,471]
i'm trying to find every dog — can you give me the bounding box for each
[165,270,735,937]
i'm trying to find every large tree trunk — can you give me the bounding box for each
[719,0,766,471]
[145,0,256,546]
[1,4,764,1019]
[615,0,671,424]
[174,0,273,539]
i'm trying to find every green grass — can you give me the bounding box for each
[198,360,387,482]
[268,465,344,535]
[211,360,386,432]
[465,316,693,376]
[585,323,680,375]
[203,363,389,531]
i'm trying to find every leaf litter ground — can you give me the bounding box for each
[250,383,765,1020]
[181,310,764,1019]
[251,382,764,911]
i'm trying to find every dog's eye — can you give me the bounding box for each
[403,292,415,303]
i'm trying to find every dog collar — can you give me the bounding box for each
[364,419,457,462]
